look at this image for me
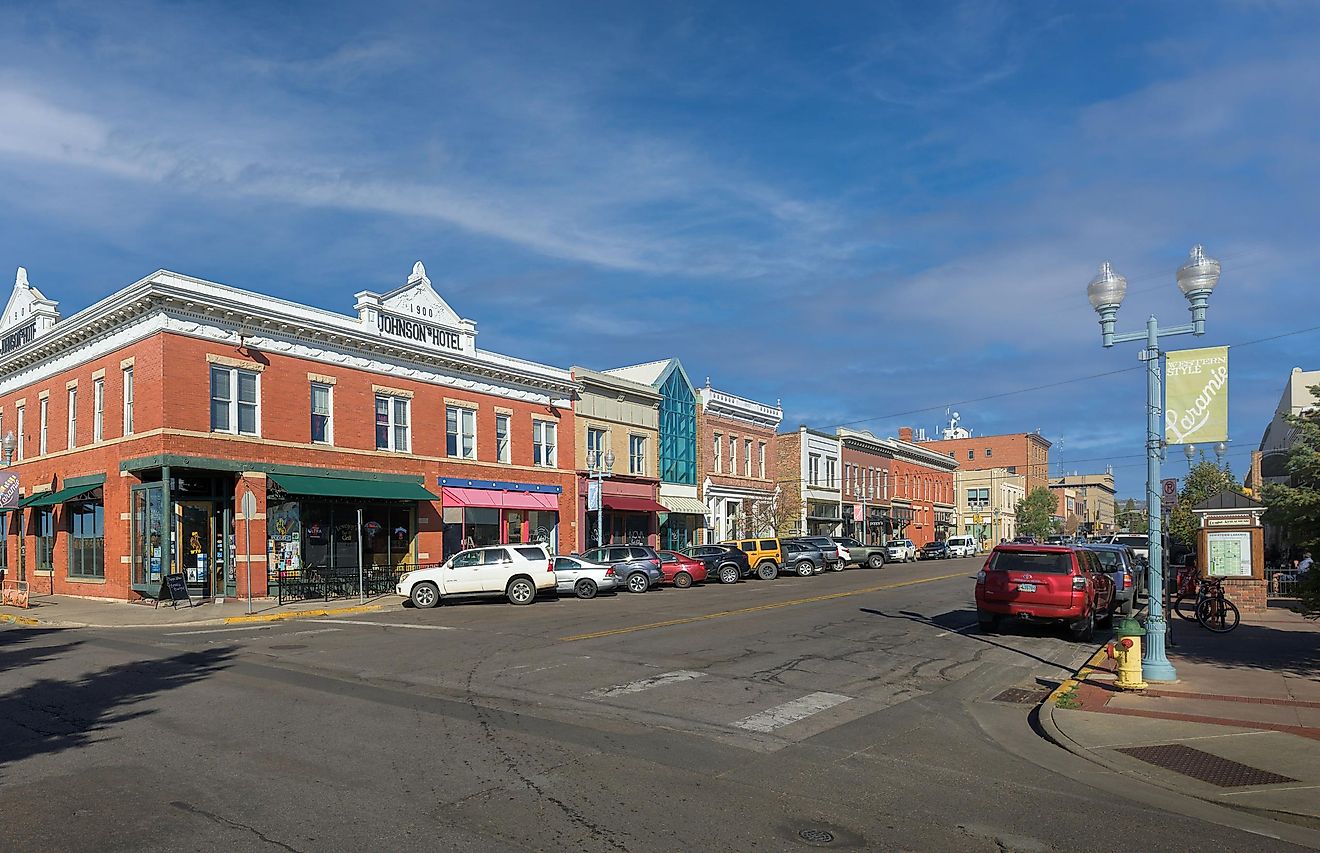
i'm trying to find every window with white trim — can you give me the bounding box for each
[93,379,104,443]
[375,395,410,452]
[808,453,820,486]
[310,382,332,444]
[16,405,24,460]
[446,406,476,459]
[825,457,836,489]
[713,434,723,473]
[729,435,737,473]
[758,442,766,479]
[210,366,259,435]
[586,427,606,469]
[123,367,134,435]
[533,420,557,468]
[629,434,646,475]
[495,414,511,463]
[67,387,77,450]
[743,439,752,477]
[39,398,48,455]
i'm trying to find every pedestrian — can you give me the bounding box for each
[1301,551,1314,576]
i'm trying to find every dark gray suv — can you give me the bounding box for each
[782,541,828,576]
[579,545,665,593]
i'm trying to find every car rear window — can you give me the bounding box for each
[1114,536,1146,548]
[989,550,1073,574]
[758,539,777,549]
[514,547,545,561]
[1089,550,1122,569]
[630,547,652,559]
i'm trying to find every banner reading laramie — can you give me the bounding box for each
[1164,346,1229,445]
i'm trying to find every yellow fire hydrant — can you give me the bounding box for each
[1108,616,1148,691]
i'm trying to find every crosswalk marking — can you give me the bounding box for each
[589,670,706,698]
[732,692,852,733]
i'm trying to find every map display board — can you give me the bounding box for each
[1207,531,1252,577]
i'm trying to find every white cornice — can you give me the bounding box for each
[699,385,782,429]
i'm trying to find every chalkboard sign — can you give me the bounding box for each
[162,573,195,608]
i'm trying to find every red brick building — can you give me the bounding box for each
[838,428,892,545]
[919,430,1052,494]
[697,381,782,542]
[892,428,958,547]
[0,263,579,602]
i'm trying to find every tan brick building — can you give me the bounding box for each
[1050,471,1117,536]
[697,381,782,541]
[0,262,579,602]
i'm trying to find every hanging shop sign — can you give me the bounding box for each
[377,311,463,351]
[1165,346,1229,445]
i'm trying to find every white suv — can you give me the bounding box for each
[397,544,556,608]
[885,539,916,563]
[945,535,977,558]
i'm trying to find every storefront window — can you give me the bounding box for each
[35,508,55,572]
[68,500,105,579]
[131,483,165,586]
[528,510,557,550]
[464,507,500,548]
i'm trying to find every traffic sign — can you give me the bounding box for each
[1161,478,1179,509]
[972,514,983,524]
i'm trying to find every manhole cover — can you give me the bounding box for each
[1117,744,1298,787]
[992,688,1050,704]
[268,644,307,651]
[798,828,835,844]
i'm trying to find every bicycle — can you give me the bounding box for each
[1194,577,1240,633]
[1172,569,1209,621]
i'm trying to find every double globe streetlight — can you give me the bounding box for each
[589,448,616,550]
[1087,245,1221,682]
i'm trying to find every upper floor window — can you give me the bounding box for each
[39,398,48,455]
[743,439,752,477]
[629,434,646,475]
[587,427,606,469]
[446,406,476,459]
[310,382,332,444]
[729,435,737,474]
[533,420,557,468]
[985,447,993,457]
[375,395,410,452]
[496,414,511,463]
[15,405,24,460]
[967,449,974,460]
[713,434,723,473]
[67,387,77,450]
[758,442,766,479]
[825,457,837,489]
[210,366,259,435]
[123,367,134,435]
[808,453,821,486]
[93,379,104,443]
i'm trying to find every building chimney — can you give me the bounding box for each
[899,427,914,442]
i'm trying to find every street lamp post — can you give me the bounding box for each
[589,448,616,549]
[1088,245,1220,682]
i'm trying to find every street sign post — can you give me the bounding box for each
[240,489,257,615]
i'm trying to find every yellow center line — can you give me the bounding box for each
[560,570,970,642]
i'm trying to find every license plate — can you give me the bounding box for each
[1017,583,1036,593]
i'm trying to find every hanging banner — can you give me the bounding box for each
[0,473,19,510]
[586,480,601,512]
[1164,346,1228,445]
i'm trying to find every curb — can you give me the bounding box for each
[0,602,392,630]
[1038,650,1320,830]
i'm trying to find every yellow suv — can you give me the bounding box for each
[721,538,782,580]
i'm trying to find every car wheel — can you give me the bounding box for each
[673,571,693,589]
[410,582,440,609]
[867,554,884,569]
[574,578,598,599]
[718,564,740,584]
[757,561,778,581]
[626,572,649,593]
[831,560,845,572]
[506,577,536,605]
[1069,608,1096,643]
[796,560,813,577]
[977,610,998,634]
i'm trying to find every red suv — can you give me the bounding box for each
[975,544,1115,641]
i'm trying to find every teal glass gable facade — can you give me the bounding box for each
[658,369,696,485]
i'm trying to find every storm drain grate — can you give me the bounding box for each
[992,688,1050,705]
[798,829,835,845]
[1116,744,1298,787]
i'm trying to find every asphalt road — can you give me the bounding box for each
[1,556,1312,852]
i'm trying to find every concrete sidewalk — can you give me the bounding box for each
[0,591,403,628]
[1042,606,1320,828]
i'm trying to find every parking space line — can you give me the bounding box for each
[589,670,706,698]
[561,571,968,642]
[165,625,274,636]
[733,692,852,733]
[305,619,455,630]
[934,622,980,638]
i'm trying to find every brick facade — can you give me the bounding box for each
[919,432,1052,494]
[697,384,781,541]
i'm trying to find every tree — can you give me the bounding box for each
[1118,498,1148,534]
[747,485,802,538]
[1015,486,1057,540]
[1262,384,1320,557]
[1168,460,1243,548]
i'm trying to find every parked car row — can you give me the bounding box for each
[396,532,973,608]
[974,541,1146,642]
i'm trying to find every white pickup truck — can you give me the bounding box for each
[885,539,916,563]
[397,544,557,607]
[1106,534,1150,565]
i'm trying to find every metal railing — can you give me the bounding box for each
[1268,569,1300,597]
[276,563,427,604]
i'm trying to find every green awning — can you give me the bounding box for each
[20,484,101,508]
[268,473,439,502]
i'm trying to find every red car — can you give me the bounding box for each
[658,550,708,588]
[975,544,1115,641]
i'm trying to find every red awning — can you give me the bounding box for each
[441,486,559,510]
[602,496,668,513]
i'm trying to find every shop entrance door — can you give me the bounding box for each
[177,501,217,597]
[505,510,524,544]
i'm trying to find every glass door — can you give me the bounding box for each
[177,501,216,597]
[505,510,524,544]
[130,483,166,591]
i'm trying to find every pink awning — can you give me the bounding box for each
[441,486,558,510]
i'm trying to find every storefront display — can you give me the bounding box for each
[439,479,561,557]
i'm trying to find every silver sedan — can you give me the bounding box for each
[552,556,619,599]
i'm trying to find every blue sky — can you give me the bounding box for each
[1,1,1316,496]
